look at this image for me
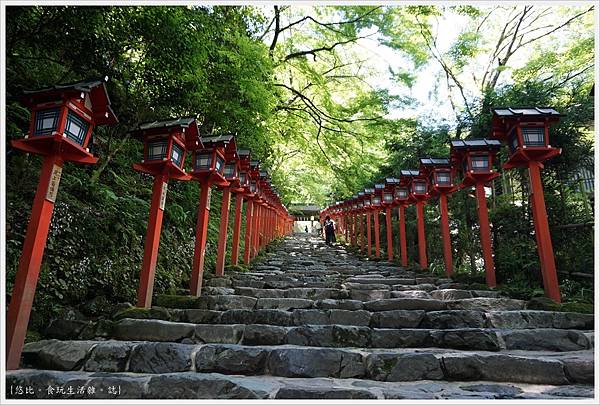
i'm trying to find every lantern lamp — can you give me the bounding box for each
[12,77,118,164]
[491,107,563,169]
[450,139,502,188]
[131,117,197,181]
[190,134,233,187]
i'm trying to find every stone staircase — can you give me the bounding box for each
[6,235,594,399]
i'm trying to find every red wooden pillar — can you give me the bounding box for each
[345,214,349,243]
[385,207,393,261]
[358,214,364,252]
[6,154,64,370]
[374,209,381,258]
[366,212,372,257]
[137,173,169,308]
[350,214,356,246]
[398,206,408,267]
[439,193,453,276]
[416,201,428,270]
[243,199,254,264]
[529,161,561,302]
[252,203,261,257]
[230,194,244,266]
[214,188,232,276]
[190,182,212,296]
[475,183,496,288]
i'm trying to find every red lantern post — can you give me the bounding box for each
[214,139,241,277]
[244,161,260,264]
[130,118,197,308]
[407,169,429,270]
[419,158,458,276]
[363,188,374,257]
[372,184,384,258]
[491,107,564,302]
[230,150,251,266]
[393,176,411,267]
[451,139,502,288]
[7,78,118,369]
[189,135,231,296]
[383,178,399,262]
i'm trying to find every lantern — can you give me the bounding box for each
[231,149,251,267]
[450,138,502,288]
[215,137,242,277]
[7,78,118,370]
[490,107,564,302]
[130,117,198,309]
[12,77,118,164]
[131,117,197,180]
[189,134,233,296]
[419,157,457,276]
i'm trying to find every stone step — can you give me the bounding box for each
[155,294,528,312]
[60,308,593,339]
[6,369,594,399]
[53,318,592,351]
[19,340,593,386]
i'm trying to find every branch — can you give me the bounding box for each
[283,35,369,62]
[269,5,280,55]
[278,7,381,35]
[519,6,593,48]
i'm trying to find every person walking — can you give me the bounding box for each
[305,225,309,233]
[323,215,336,246]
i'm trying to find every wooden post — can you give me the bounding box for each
[359,213,364,252]
[374,209,381,258]
[398,205,408,267]
[475,182,496,288]
[529,161,561,302]
[416,201,428,270]
[137,174,169,308]
[6,154,64,369]
[385,207,393,261]
[366,211,372,257]
[214,188,232,276]
[190,182,212,296]
[439,193,453,276]
[230,194,244,266]
[243,199,254,265]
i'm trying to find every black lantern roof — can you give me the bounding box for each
[137,117,197,131]
[450,139,501,150]
[492,107,563,117]
[419,157,450,166]
[259,170,268,178]
[250,160,260,168]
[374,184,385,190]
[385,177,400,184]
[201,134,234,146]
[238,149,250,157]
[21,77,117,125]
[358,191,365,196]
[400,169,420,177]
[364,188,375,194]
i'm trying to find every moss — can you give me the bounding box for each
[155,294,202,309]
[112,306,171,321]
[560,301,594,314]
[25,330,42,344]
[225,264,248,273]
[381,357,397,375]
[526,296,561,311]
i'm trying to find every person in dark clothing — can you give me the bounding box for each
[323,215,336,245]
[305,226,309,233]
